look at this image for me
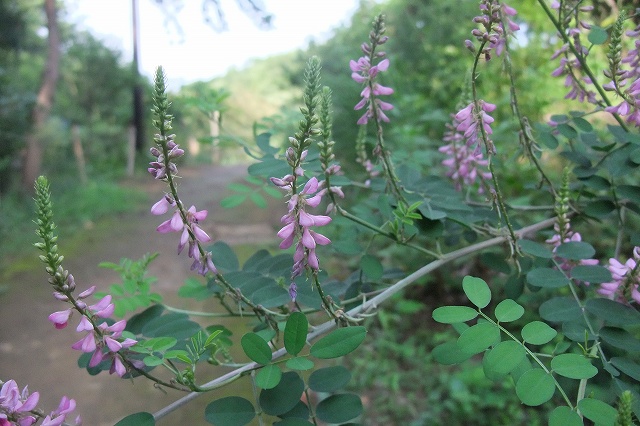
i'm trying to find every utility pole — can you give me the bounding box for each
[128,0,144,175]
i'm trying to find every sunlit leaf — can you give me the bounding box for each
[462,276,491,309]
[578,398,616,426]
[521,321,557,345]
[432,306,478,324]
[549,406,582,426]
[494,299,524,322]
[256,364,282,389]
[551,353,598,379]
[483,341,527,380]
[457,322,500,355]
[516,369,555,406]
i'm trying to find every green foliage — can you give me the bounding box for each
[96,254,162,317]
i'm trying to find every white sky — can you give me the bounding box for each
[66,0,361,88]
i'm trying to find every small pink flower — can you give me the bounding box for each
[48,309,72,329]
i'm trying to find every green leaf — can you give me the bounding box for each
[483,341,527,380]
[494,299,524,322]
[540,297,582,323]
[220,194,247,209]
[585,298,640,326]
[551,353,598,379]
[527,268,570,288]
[521,321,557,345]
[360,255,383,280]
[570,265,612,284]
[432,341,474,365]
[316,393,363,424]
[599,327,640,351]
[142,355,164,367]
[250,286,290,308]
[585,200,616,218]
[285,357,314,371]
[273,419,314,426]
[227,183,252,193]
[114,412,155,426]
[588,25,608,45]
[462,276,491,309]
[205,396,255,426]
[241,333,272,365]
[249,192,267,208]
[516,369,556,406]
[558,123,578,139]
[310,326,367,359]
[518,240,553,259]
[549,406,582,426]
[457,322,501,355]
[259,372,305,416]
[611,357,640,381]
[210,241,239,272]
[308,366,351,392]
[432,306,478,324]
[284,312,308,356]
[555,241,596,260]
[149,337,177,352]
[578,398,616,426]
[256,364,282,389]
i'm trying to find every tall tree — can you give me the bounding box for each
[21,0,60,191]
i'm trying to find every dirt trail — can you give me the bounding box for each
[0,164,281,425]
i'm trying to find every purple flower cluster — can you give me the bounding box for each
[466,0,517,61]
[439,113,492,192]
[152,198,216,275]
[0,380,80,426]
[147,134,184,180]
[48,284,137,377]
[549,2,598,103]
[454,100,497,154]
[598,247,640,303]
[350,27,393,124]
[272,166,332,300]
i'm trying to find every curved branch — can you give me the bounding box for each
[152,216,557,421]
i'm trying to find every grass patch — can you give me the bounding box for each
[0,179,148,278]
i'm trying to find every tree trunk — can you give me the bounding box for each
[71,124,87,185]
[22,0,60,191]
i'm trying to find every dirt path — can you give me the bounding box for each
[0,164,281,425]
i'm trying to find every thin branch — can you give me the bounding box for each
[152,216,556,421]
